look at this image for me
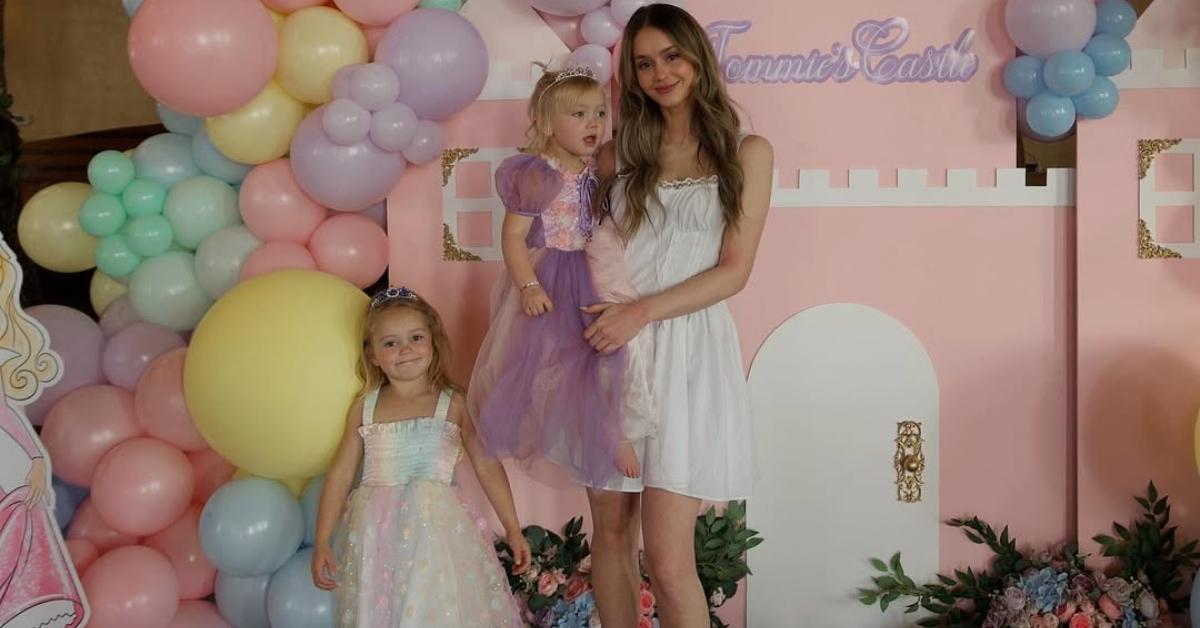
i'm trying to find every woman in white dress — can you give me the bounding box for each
[581,4,774,627]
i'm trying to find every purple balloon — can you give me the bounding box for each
[568,44,613,85]
[402,120,444,166]
[99,295,143,337]
[1005,0,1097,58]
[610,0,648,26]
[321,99,371,146]
[581,7,621,48]
[290,108,407,212]
[350,63,401,112]
[101,321,185,391]
[24,305,105,426]
[369,102,419,152]
[528,0,608,17]
[375,9,489,120]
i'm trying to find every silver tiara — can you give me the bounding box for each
[550,65,596,86]
[370,286,420,308]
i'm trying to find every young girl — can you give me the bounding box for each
[467,65,655,487]
[310,286,531,627]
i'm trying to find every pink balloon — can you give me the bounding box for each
[289,107,407,211]
[188,448,235,505]
[146,505,217,600]
[239,159,328,244]
[581,6,621,48]
[568,43,613,84]
[128,0,278,117]
[537,11,586,50]
[239,241,318,281]
[609,0,648,26]
[361,23,388,58]
[102,322,186,391]
[135,347,206,451]
[1005,0,1097,58]
[334,0,418,26]
[92,437,194,536]
[262,0,325,11]
[23,305,105,427]
[82,545,180,628]
[42,385,142,486]
[66,499,142,552]
[65,538,100,575]
[99,295,143,338]
[308,214,389,288]
[529,0,608,17]
[169,600,233,628]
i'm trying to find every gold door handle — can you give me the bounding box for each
[894,421,924,503]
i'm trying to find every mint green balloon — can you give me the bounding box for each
[163,175,240,249]
[80,193,127,237]
[125,215,175,257]
[88,150,136,195]
[122,178,167,217]
[96,234,143,278]
[129,251,213,332]
[419,0,462,9]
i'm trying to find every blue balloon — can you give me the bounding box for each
[300,475,324,547]
[191,128,252,185]
[155,103,202,136]
[1096,0,1137,37]
[1073,76,1120,118]
[51,477,88,530]
[215,571,272,628]
[267,549,337,628]
[1025,92,1077,139]
[199,478,304,577]
[1085,33,1132,77]
[122,0,143,17]
[1043,51,1096,97]
[1003,55,1044,99]
[134,133,201,188]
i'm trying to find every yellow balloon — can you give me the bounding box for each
[232,469,308,498]
[205,82,308,165]
[17,182,97,273]
[268,9,284,29]
[276,7,368,104]
[184,270,367,479]
[90,269,127,315]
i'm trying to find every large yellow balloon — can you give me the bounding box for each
[276,7,368,104]
[232,469,308,498]
[184,270,367,479]
[205,82,308,165]
[90,269,127,315]
[17,182,97,273]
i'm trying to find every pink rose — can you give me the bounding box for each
[1079,600,1095,614]
[538,572,559,597]
[639,589,656,616]
[1069,614,1094,628]
[577,555,592,574]
[1056,601,1078,621]
[638,618,653,628]
[1097,594,1121,619]
[565,575,589,603]
[552,569,567,585]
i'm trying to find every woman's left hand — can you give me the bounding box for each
[582,301,648,354]
[506,529,532,574]
[24,458,49,509]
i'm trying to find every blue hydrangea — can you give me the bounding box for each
[1020,567,1068,613]
[1122,604,1140,628]
[553,592,597,628]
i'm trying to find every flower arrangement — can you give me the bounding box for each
[858,483,1200,628]
[495,501,762,628]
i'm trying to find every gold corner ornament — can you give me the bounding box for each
[1137,218,1182,259]
[441,147,480,187]
[894,421,925,503]
[442,223,482,262]
[1137,139,1182,180]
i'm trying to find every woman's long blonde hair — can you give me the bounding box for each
[0,237,59,403]
[605,3,744,239]
[356,292,459,399]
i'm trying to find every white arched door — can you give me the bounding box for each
[747,303,940,627]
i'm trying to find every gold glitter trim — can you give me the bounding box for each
[1138,218,1182,259]
[893,421,925,503]
[441,148,480,187]
[443,223,481,262]
[1138,139,1183,180]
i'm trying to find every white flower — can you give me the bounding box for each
[709,588,726,607]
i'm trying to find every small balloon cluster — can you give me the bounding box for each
[530,0,684,84]
[1003,0,1137,141]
